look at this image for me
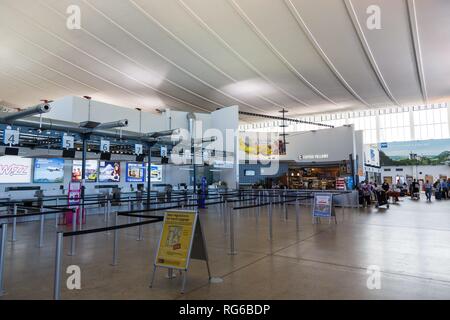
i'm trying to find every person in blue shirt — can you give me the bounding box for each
[424,180,433,202]
[441,179,448,199]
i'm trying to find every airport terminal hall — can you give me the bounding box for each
[0,0,449,308]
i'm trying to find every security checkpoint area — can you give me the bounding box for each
[0,0,449,315]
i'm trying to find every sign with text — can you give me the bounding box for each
[3,128,20,146]
[0,156,32,183]
[62,135,74,149]
[100,140,110,153]
[312,193,333,218]
[135,144,143,155]
[160,146,167,157]
[155,210,197,270]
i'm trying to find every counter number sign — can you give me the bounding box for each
[3,127,20,146]
[62,135,74,149]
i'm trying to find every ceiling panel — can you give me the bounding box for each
[0,0,448,120]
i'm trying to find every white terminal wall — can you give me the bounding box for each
[1,97,239,197]
[381,165,450,183]
[278,125,362,164]
[45,96,214,134]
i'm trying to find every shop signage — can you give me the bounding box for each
[160,146,167,157]
[299,154,329,160]
[312,193,333,218]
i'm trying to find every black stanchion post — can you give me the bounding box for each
[112,213,119,266]
[53,232,63,300]
[0,223,7,296]
[11,203,17,242]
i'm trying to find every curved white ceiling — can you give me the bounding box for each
[0,0,448,118]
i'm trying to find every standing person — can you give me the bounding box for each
[440,179,448,199]
[362,182,371,207]
[382,180,390,192]
[424,180,433,202]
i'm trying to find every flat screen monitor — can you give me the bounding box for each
[100,152,111,161]
[98,161,120,182]
[33,158,65,183]
[5,147,19,156]
[71,160,98,182]
[126,162,145,182]
[126,163,163,182]
[0,156,32,184]
[62,149,76,158]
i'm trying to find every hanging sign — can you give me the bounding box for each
[62,134,74,149]
[312,193,333,218]
[160,146,167,157]
[100,139,110,153]
[135,143,143,155]
[3,127,20,146]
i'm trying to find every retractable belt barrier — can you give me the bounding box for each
[53,214,163,300]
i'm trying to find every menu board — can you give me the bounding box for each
[0,156,32,184]
[99,161,121,182]
[126,162,145,182]
[33,158,65,183]
[72,160,98,182]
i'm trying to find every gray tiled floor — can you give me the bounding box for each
[0,197,449,299]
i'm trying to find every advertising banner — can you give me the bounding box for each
[312,193,333,218]
[126,162,145,182]
[0,156,32,184]
[71,160,98,182]
[379,138,450,166]
[126,162,163,182]
[33,158,65,183]
[98,161,120,182]
[239,132,283,161]
[155,210,197,270]
[148,163,163,182]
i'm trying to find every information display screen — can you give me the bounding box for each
[126,162,163,182]
[126,162,145,182]
[72,160,98,182]
[33,158,65,183]
[0,156,32,184]
[99,161,121,182]
[148,163,163,182]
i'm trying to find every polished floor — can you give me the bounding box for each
[0,196,449,300]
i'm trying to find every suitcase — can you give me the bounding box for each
[435,191,442,200]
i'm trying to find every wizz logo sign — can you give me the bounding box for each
[0,165,29,176]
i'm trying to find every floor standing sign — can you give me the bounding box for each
[65,182,85,225]
[150,210,211,293]
[312,193,337,224]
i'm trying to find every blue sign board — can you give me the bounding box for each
[312,193,333,218]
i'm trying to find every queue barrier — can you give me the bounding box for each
[53,214,164,300]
